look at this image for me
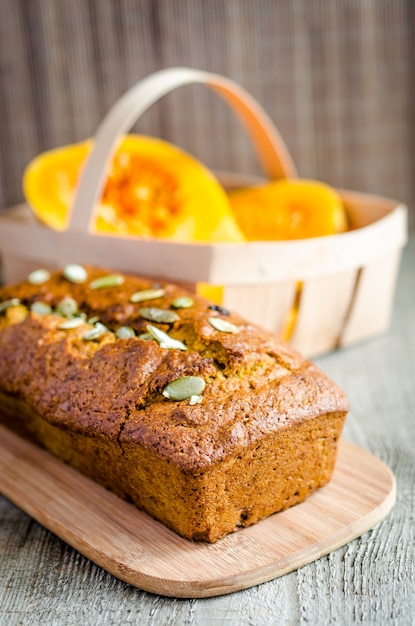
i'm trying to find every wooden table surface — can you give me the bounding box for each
[0,234,414,626]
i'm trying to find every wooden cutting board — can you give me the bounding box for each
[0,425,395,598]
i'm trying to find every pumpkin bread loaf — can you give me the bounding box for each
[0,266,348,542]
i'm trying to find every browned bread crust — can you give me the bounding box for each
[0,267,348,542]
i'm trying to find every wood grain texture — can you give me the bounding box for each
[0,0,414,230]
[0,429,395,599]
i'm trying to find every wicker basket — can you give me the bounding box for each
[0,68,408,357]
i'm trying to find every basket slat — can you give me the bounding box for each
[222,281,297,335]
[339,249,402,348]
[288,271,358,357]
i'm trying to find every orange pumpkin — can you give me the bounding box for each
[23,135,245,243]
[227,179,347,240]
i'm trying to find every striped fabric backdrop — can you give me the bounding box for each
[0,0,414,228]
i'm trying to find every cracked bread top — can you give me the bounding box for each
[0,266,349,471]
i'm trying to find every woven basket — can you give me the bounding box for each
[0,68,408,357]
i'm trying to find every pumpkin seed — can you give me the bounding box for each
[0,298,20,314]
[189,395,203,405]
[89,274,125,289]
[139,307,179,324]
[30,301,52,316]
[171,296,194,309]
[162,376,206,401]
[130,288,165,303]
[56,297,78,317]
[63,264,88,284]
[146,324,168,342]
[208,317,238,334]
[58,317,85,329]
[116,326,135,339]
[87,316,100,324]
[146,324,186,350]
[27,268,51,285]
[83,322,109,341]
[137,332,153,341]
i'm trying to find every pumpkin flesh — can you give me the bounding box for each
[227,179,347,241]
[23,135,245,243]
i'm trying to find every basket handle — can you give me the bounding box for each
[69,67,298,233]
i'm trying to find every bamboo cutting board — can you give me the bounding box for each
[0,425,395,598]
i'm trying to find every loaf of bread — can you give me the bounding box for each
[0,265,348,542]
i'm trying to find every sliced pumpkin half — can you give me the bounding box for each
[227,179,348,240]
[23,135,245,243]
